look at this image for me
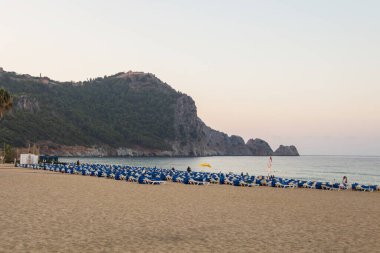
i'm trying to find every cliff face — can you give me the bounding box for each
[14,95,40,113]
[171,95,276,156]
[171,95,251,156]
[0,68,299,156]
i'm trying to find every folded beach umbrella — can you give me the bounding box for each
[200,163,212,168]
[267,156,272,176]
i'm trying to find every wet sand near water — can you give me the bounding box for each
[0,165,379,252]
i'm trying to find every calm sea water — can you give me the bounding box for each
[60,156,380,185]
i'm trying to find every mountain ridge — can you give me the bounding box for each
[0,67,299,157]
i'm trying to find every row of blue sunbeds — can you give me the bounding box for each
[18,163,379,192]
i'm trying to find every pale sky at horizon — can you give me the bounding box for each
[1,0,380,155]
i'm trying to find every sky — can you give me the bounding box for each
[1,0,379,155]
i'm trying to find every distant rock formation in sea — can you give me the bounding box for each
[273,145,299,156]
[246,138,273,156]
[0,68,299,157]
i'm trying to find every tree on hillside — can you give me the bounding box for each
[4,143,16,163]
[0,88,12,119]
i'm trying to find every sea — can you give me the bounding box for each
[60,155,380,185]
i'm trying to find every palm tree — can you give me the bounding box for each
[0,88,12,119]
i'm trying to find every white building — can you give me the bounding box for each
[20,154,39,165]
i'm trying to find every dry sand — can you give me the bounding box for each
[0,165,379,253]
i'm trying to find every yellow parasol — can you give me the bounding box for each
[200,163,212,168]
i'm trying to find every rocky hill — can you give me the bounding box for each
[0,68,299,156]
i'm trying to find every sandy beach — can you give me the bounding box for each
[0,165,379,253]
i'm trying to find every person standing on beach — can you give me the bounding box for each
[340,176,349,189]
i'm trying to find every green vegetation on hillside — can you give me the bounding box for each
[0,88,12,118]
[0,72,181,150]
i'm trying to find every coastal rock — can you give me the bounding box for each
[273,145,299,156]
[225,135,252,155]
[246,138,273,156]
